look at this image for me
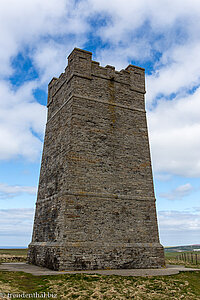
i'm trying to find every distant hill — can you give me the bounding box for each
[165,245,200,252]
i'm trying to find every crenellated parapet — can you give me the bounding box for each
[47,48,146,121]
[48,48,145,93]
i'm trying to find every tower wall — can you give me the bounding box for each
[28,48,165,270]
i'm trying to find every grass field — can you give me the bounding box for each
[165,251,200,269]
[0,249,27,264]
[0,249,200,299]
[0,269,200,299]
[0,249,27,256]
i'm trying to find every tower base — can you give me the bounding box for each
[27,242,165,271]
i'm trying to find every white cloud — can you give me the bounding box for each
[154,173,172,182]
[88,0,200,66]
[0,183,37,199]
[0,208,34,235]
[0,0,90,161]
[148,88,200,177]
[159,209,200,231]
[0,209,34,247]
[95,40,152,71]
[146,42,200,104]
[32,42,74,85]
[159,183,193,200]
[87,0,193,43]
[158,209,200,246]
[0,0,88,79]
[0,0,65,77]
[0,80,47,161]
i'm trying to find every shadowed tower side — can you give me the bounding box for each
[27,48,165,270]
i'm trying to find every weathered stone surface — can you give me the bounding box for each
[27,48,165,270]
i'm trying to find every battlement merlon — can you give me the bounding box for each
[48,77,59,86]
[68,48,92,78]
[67,48,145,92]
[48,48,146,97]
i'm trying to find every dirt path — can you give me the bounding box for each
[0,263,200,276]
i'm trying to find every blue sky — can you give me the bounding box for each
[0,0,200,247]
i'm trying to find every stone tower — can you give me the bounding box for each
[28,48,165,270]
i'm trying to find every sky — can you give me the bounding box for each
[0,0,200,247]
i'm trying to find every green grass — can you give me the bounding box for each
[0,270,200,299]
[165,251,178,259]
[0,248,27,263]
[165,251,200,258]
[0,249,28,256]
[165,251,200,269]
[0,249,200,299]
